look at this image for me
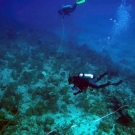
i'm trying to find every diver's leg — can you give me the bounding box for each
[88,78,110,89]
[88,81,110,89]
[97,82,110,89]
[62,12,65,18]
[98,80,123,89]
[88,79,100,89]
[110,80,123,86]
[96,71,108,82]
[88,77,121,89]
[72,3,77,11]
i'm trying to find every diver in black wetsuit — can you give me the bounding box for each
[58,3,77,18]
[58,0,85,18]
[68,71,123,95]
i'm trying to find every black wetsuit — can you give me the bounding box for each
[70,72,123,95]
[58,3,77,18]
[73,72,109,94]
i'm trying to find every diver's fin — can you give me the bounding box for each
[76,0,86,4]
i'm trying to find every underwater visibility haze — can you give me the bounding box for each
[0,0,135,134]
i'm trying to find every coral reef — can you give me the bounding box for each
[0,18,135,135]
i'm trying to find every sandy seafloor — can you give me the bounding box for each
[0,1,135,135]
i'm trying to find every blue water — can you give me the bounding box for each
[1,0,133,66]
[0,0,135,134]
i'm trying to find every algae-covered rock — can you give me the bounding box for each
[61,103,67,112]
[37,72,44,79]
[0,111,18,134]
[130,128,135,134]
[1,97,15,111]
[4,82,17,97]
[44,124,51,132]
[0,111,5,120]
[46,97,59,113]
[33,101,47,115]
[45,117,54,125]
[20,70,36,84]
[25,107,34,116]
[117,108,135,126]
[127,109,135,121]
[60,86,69,95]
[98,121,111,133]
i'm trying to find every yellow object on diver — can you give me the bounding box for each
[76,0,85,4]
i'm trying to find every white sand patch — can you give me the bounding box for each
[16,85,32,114]
[42,103,100,135]
[0,68,14,85]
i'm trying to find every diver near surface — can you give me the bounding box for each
[68,71,123,95]
[58,0,85,18]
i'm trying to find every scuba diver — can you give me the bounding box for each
[58,0,85,18]
[68,71,123,95]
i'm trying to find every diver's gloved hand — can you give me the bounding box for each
[72,86,82,95]
[73,90,82,95]
[73,92,78,95]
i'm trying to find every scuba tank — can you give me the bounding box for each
[79,73,94,78]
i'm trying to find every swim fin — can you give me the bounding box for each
[76,0,86,4]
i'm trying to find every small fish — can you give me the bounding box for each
[71,124,77,128]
